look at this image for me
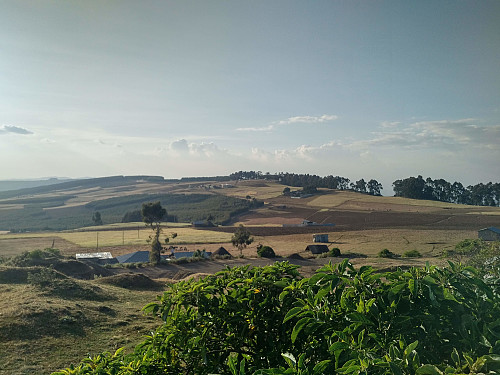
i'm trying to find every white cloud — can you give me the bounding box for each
[380,121,401,128]
[0,125,33,135]
[235,124,274,132]
[237,114,338,132]
[170,139,189,153]
[350,119,500,151]
[277,114,338,125]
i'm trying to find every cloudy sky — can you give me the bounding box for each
[1,1,499,192]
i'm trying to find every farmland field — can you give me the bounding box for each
[0,225,233,258]
[0,178,499,375]
[0,178,499,260]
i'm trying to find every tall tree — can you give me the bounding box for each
[231,224,254,256]
[351,178,367,193]
[367,179,383,196]
[141,201,166,264]
[92,211,103,226]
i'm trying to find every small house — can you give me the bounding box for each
[478,227,500,241]
[192,220,215,227]
[76,252,118,265]
[212,246,232,257]
[313,234,329,243]
[306,244,329,254]
[116,251,151,263]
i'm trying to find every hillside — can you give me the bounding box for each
[0,249,162,375]
[1,178,499,261]
[0,178,73,193]
[0,176,259,231]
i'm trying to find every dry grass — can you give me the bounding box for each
[466,211,500,216]
[0,227,233,256]
[218,181,288,200]
[249,228,476,258]
[307,191,473,211]
[0,280,160,375]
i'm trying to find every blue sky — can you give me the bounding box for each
[1,1,499,193]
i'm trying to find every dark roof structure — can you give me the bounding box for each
[305,244,329,254]
[479,227,500,234]
[212,246,231,257]
[116,251,150,263]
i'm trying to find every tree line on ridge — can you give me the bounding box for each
[229,171,500,207]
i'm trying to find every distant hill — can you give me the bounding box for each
[0,175,261,231]
[0,175,166,199]
[0,178,73,192]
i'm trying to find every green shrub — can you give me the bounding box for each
[8,248,62,267]
[378,248,396,258]
[56,261,500,375]
[329,247,341,257]
[27,267,65,287]
[257,245,275,258]
[402,249,422,258]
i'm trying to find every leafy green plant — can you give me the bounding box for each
[257,245,276,258]
[402,249,422,258]
[54,260,500,375]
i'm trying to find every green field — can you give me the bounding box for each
[0,191,257,231]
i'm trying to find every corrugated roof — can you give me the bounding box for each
[76,252,113,259]
[305,244,329,254]
[479,227,500,234]
[116,251,150,263]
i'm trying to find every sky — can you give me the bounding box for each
[1,0,499,194]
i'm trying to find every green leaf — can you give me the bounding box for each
[329,341,350,352]
[415,364,443,374]
[404,341,419,358]
[291,317,312,343]
[314,286,331,303]
[239,358,246,375]
[389,362,403,375]
[408,279,416,295]
[313,360,331,373]
[281,352,296,369]
[451,348,460,366]
[283,307,303,323]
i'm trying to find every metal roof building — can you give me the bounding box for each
[478,227,500,241]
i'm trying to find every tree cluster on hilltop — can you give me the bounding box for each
[393,176,500,206]
[230,171,499,207]
[229,171,383,196]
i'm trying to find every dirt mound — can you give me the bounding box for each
[53,260,112,279]
[0,305,88,342]
[95,273,163,290]
[287,253,305,260]
[0,266,67,284]
[6,249,112,279]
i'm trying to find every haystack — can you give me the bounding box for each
[212,247,232,257]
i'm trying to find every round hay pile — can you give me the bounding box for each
[286,253,305,260]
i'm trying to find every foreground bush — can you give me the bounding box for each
[54,260,500,375]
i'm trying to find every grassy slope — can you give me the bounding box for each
[0,270,162,375]
[0,178,255,231]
